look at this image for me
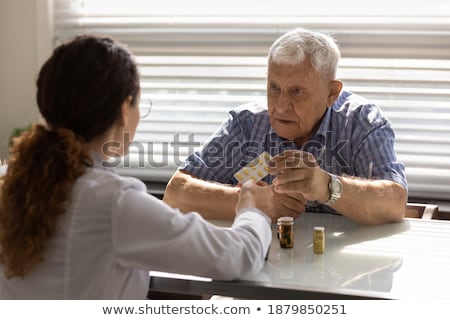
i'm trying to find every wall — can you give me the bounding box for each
[0,0,40,160]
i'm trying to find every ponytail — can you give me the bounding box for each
[0,124,92,278]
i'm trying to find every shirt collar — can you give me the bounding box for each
[90,150,116,172]
[314,107,332,139]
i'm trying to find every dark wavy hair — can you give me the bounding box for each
[0,35,140,278]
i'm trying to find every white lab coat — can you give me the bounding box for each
[0,163,271,299]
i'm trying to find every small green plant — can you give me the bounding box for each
[9,124,32,148]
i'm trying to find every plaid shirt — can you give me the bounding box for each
[180,90,407,213]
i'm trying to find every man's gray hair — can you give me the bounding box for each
[268,28,340,80]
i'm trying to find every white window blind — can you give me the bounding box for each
[53,0,450,200]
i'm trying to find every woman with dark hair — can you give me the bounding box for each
[0,35,273,299]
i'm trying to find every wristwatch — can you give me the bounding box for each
[323,173,342,206]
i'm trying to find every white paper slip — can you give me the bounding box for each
[233,151,271,183]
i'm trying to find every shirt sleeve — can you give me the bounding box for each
[179,110,247,184]
[352,107,408,190]
[111,180,272,281]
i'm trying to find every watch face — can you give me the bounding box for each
[324,174,341,206]
[331,176,343,194]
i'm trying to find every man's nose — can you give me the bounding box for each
[275,92,292,113]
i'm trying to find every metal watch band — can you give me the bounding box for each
[323,173,342,206]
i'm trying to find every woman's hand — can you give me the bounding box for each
[236,179,305,223]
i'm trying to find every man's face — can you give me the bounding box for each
[267,59,333,143]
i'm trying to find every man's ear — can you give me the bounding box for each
[118,96,133,127]
[327,80,343,107]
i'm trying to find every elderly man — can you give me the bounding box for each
[163,28,408,225]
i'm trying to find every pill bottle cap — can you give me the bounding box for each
[277,216,294,224]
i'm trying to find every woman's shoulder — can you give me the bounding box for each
[74,167,147,201]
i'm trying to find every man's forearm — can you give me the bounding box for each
[163,171,239,220]
[331,177,407,225]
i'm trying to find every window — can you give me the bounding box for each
[53,0,450,200]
